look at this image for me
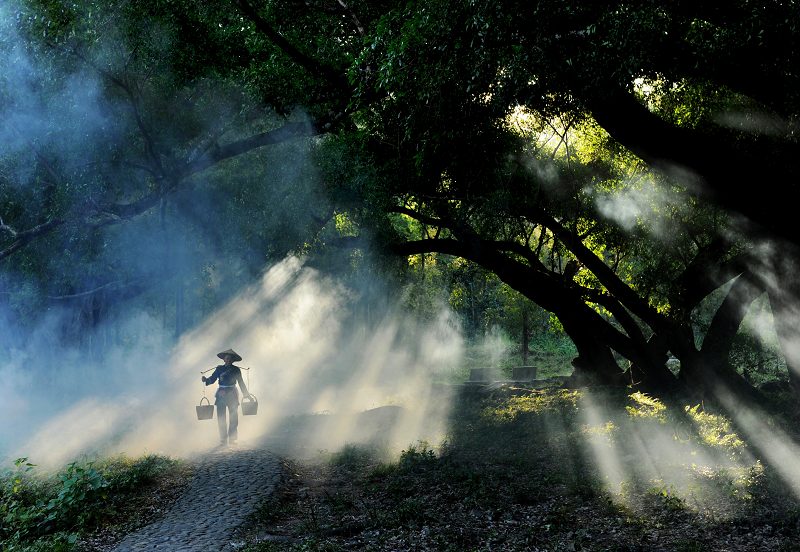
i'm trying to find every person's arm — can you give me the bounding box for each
[236,368,249,397]
[203,367,221,385]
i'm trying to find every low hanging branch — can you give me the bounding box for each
[181,121,320,177]
[0,219,66,261]
[0,119,325,263]
[388,234,641,361]
[0,217,18,238]
[0,186,164,261]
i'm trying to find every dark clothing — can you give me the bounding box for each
[205,364,249,444]
[205,364,249,403]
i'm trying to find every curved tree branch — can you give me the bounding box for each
[182,120,320,177]
[0,219,66,261]
[388,236,639,361]
[532,207,669,333]
[235,0,349,91]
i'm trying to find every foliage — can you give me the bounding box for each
[0,457,42,543]
[396,442,437,473]
[2,0,799,397]
[327,443,385,474]
[483,389,581,421]
[684,405,746,455]
[626,391,667,422]
[0,454,178,549]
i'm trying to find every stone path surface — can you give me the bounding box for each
[112,446,285,552]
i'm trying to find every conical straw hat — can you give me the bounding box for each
[217,349,242,362]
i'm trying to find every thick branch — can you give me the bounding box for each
[677,246,751,311]
[533,207,669,333]
[0,188,166,261]
[389,206,445,227]
[0,121,320,263]
[86,192,165,227]
[389,236,640,360]
[584,288,647,346]
[0,219,65,261]
[182,121,319,177]
[701,272,764,360]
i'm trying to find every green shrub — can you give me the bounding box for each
[328,444,381,472]
[397,443,437,473]
[40,461,110,532]
[0,454,177,549]
[684,405,745,455]
[1,458,42,543]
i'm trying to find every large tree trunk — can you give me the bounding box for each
[689,273,763,401]
[521,307,530,365]
[767,264,800,398]
[560,312,623,384]
[622,332,680,392]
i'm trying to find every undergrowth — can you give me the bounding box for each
[0,454,179,551]
[241,385,800,551]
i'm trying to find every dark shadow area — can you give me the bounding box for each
[242,381,800,551]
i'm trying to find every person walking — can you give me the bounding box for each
[202,348,251,446]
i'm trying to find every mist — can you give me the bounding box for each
[579,389,763,516]
[0,3,462,469]
[1,256,463,468]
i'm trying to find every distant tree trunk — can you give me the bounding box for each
[521,307,530,365]
[175,277,184,338]
[160,196,170,340]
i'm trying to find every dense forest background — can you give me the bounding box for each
[1,0,798,433]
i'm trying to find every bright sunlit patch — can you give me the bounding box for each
[713,385,800,499]
[18,398,131,468]
[580,392,626,494]
[626,391,667,422]
[684,404,745,453]
[581,420,617,437]
[578,389,762,517]
[483,389,580,421]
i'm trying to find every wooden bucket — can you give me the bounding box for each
[242,394,258,416]
[196,396,214,420]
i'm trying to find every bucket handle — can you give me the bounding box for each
[199,396,211,406]
[242,394,257,403]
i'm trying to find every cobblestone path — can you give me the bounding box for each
[113,446,285,552]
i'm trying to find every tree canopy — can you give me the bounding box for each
[2,0,799,397]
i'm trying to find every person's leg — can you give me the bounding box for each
[228,403,239,444]
[216,403,228,445]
